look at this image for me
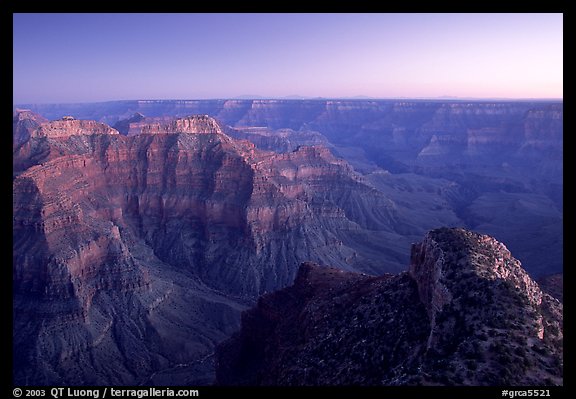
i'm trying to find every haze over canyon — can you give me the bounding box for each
[12,99,562,385]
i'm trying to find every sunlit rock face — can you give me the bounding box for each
[216,228,563,386]
[13,115,418,385]
[32,118,120,138]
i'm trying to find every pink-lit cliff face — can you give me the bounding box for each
[13,13,562,104]
[13,114,413,385]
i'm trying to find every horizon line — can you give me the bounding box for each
[14,97,564,106]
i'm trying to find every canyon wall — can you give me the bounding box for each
[13,115,422,384]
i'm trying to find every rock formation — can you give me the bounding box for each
[32,117,120,138]
[13,114,421,385]
[13,109,48,148]
[16,99,563,277]
[112,112,145,135]
[216,228,563,386]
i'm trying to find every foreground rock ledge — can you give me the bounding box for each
[215,227,563,386]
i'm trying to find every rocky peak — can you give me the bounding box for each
[32,118,120,138]
[409,228,543,320]
[13,109,48,147]
[14,108,45,122]
[216,228,563,386]
[139,115,225,135]
[292,145,335,160]
[112,112,146,135]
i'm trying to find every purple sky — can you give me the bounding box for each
[13,13,563,103]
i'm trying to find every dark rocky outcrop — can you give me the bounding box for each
[113,112,145,135]
[216,228,563,386]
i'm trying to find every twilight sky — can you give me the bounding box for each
[13,13,563,103]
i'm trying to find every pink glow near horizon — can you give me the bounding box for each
[13,13,563,103]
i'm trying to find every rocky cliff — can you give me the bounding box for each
[216,228,563,386]
[18,100,562,162]
[13,109,48,148]
[16,100,562,277]
[14,116,253,384]
[31,117,120,138]
[13,114,422,385]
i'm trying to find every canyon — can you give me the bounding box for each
[18,99,563,277]
[12,99,562,385]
